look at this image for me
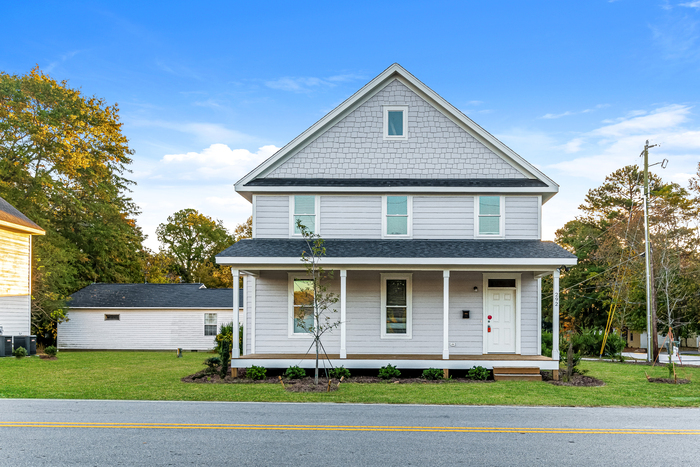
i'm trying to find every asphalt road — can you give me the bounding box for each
[1,399,698,466]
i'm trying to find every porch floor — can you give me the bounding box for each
[240,353,552,361]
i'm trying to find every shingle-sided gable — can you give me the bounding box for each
[265,79,526,180]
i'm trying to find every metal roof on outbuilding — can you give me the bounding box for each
[68,283,241,308]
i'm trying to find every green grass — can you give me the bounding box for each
[0,352,698,406]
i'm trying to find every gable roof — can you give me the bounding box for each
[68,283,242,309]
[0,196,45,235]
[236,63,559,202]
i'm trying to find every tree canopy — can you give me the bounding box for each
[0,67,144,341]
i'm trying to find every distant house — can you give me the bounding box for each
[58,283,242,351]
[0,196,45,336]
[216,64,577,379]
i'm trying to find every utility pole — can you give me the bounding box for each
[642,140,660,363]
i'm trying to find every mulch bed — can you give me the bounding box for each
[548,375,605,387]
[647,377,691,384]
[38,355,58,360]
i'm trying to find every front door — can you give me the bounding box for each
[486,288,516,353]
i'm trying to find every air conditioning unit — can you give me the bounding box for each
[0,336,12,357]
[13,336,36,355]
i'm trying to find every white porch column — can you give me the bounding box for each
[250,276,256,355]
[443,270,450,360]
[552,268,560,361]
[340,269,347,359]
[232,269,240,359]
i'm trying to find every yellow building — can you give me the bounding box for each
[0,196,45,336]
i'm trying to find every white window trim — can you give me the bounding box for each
[381,195,412,238]
[204,312,218,337]
[380,273,413,339]
[287,273,314,339]
[474,195,505,239]
[289,195,320,237]
[481,273,521,354]
[383,105,408,140]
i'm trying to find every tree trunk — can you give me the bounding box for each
[314,337,319,385]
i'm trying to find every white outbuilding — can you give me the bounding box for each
[58,283,243,351]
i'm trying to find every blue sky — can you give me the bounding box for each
[3,1,700,249]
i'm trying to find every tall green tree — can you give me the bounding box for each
[156,209,233,285]
[0,67,144,342]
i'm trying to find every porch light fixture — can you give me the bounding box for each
[473,286,478,292]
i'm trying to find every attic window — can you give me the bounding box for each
[104,314,120,321]
[383,106,408,140]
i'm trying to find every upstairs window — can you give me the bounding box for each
[292,195,317,235]
[384,195,411,237]
[477,196,503,237]
[383,106,408,140]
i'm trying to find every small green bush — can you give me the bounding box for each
[204,357,221,374]
[218,339,231,379]
[215,322,244,357]
[13,347,27,358]
[284,365,306,379]
[421,368,444,380]
[378,363,401,379]
[246,365,267,380]
[44,346,58,357]
[329,366,351,379]
[541,331,553,358]
[467,366,490,380]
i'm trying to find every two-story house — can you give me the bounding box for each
[216,64,576,379]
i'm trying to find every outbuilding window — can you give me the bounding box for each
[204,313,217,336]
[104,314,120,321]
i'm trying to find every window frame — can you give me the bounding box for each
[474,195,505,238]
[104,314,120,321]
[380,273,413,339]
[204,313,217,336]
[287,273,315,339]
[289,195,320,237]
[383,105,408,140]
[382,195,412,238]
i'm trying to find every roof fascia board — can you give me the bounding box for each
[236,64,402,189]
[0,219,45,235]
[68,307,240,310]
[216,256,578,266]
[240,185,557,195]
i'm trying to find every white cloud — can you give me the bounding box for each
[591,104,691,137]
[161,143,279,180]
[680,1,700,8]
[265,73,365,93]
[540,104,609,119]
[561,138,584,153]
[130,119,251,144]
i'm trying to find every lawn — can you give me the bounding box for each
[0,351,698,406]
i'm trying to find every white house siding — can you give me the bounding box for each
[253,270,341,354]
[255,196,289,238]
[505,196,539,239]
[447,272,484,354]
[57,309,238,350]
[319,196,382,238]
[0,229,31,335]
[0,295,31,336]
[251,270,540,357]
[413,196,474,239]
[266,80,526,180]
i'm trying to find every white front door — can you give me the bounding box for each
[486,288,516,353]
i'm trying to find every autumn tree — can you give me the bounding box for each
[0,67,144,342]
[156,209,233,285]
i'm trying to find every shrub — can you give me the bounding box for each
[284,365,306,379]
[467,366,490,380]
[13,346,27,358]
[44,346,58,357]
[218,339,231,379]
[329,366,351,379]
[603,332,626,360]
[246,365,267,380]
[378,364,400,379]
[204,357,221,374]
[422,368,444,380]
[215,322,243,356]
[541,331,553,358]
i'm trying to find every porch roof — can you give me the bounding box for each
[216,239,577,268]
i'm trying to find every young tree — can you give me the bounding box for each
[156,209,233,284]
[0,67,144,342]
[295,220,340,385]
